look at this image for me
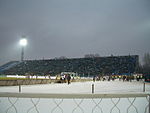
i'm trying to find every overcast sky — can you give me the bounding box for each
[0,0,150,65]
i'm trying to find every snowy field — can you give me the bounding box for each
[0,80,150,93]
[0,80,150,113]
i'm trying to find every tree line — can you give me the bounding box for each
[138,53,150,75]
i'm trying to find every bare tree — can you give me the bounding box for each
[143,53,150,74]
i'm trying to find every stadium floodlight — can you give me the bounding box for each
[20,38,27,46]
[19,37,27,61]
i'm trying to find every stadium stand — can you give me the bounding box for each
[0,61,20,73]
[0,55,139,76]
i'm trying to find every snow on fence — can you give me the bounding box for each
[0,93,149,113]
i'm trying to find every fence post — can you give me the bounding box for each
[92,84,94,94]
[143,82,145,92]
[19,85,21,93]
[149,95,150,113]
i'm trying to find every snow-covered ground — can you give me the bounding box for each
[0,80,150,93]
[0,80,150,113]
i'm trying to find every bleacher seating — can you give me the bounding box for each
[0,61,20,73]
[1,55,139,76]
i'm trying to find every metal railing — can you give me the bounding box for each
[0,93,149,113]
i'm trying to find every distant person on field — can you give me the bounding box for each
[123,76,126,82]
[93,76,96,82]
[67,75,71,85]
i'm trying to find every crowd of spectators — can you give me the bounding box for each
[2,55,139,76]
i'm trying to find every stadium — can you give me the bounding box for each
[1,0,150,112]
[0,54,149,113]
[0,55,139,77]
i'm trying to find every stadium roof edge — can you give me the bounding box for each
[22,55,139,61]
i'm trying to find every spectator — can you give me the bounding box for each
[67,75,71,85]
[93,76,96,82]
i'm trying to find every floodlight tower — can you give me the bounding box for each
[19,37,27,61]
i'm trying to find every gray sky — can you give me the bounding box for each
[0,0,150,65]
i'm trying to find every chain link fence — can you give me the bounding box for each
[0,93,149,113]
